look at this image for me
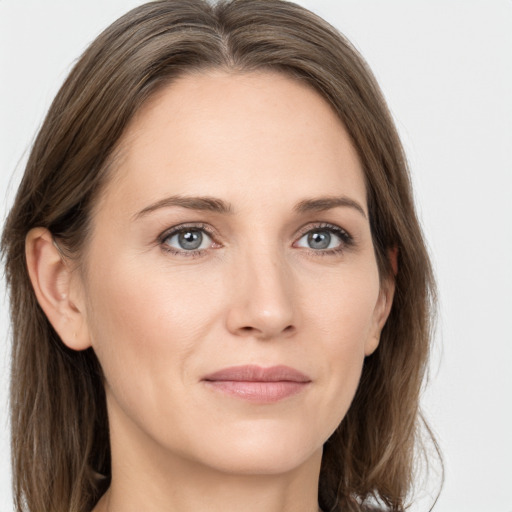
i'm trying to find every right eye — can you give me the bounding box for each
[161,225,216,256]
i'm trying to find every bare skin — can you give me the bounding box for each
[26,70,394,512]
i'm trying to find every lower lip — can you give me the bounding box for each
[204,380,309,403]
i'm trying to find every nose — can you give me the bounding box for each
[225,247,296,340]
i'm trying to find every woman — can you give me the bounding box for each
[1,1,438,511]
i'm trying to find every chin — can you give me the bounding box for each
[208,448,320,476]
[184,422,325,476]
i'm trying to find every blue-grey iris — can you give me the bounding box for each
[178,230,203,250]
[308,231,330,249]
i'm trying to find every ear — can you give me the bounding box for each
[364,268,396,357]
[25,227,91,351]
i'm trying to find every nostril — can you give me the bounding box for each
[237,324,295,338]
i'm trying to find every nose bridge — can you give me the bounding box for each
[227,239,296,339]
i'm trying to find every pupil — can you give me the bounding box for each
[179,230,202,250]
[308,231,330,249]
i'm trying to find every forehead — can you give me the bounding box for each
[101,70,366,215]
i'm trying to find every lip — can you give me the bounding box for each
[202,365,311,403]
[204,364,311,382]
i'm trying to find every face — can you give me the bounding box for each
[73,71,393,476]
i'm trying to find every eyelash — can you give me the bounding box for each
[294,222,354,256]
[158,223,216,258]
[158,222,354,259]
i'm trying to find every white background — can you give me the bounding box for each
[1,1,511,511]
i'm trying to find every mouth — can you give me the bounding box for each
[202,364,311,403]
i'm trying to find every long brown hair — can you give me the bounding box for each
[1,1,438,511]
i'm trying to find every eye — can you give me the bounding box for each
[161,226,214,253]
[294,224,352,252]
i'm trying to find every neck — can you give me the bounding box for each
[95,454,323,512]
[93,398,323,512]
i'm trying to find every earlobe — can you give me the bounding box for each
[25,228,91,351]
[365,248,399,356]
[365,275,396,356]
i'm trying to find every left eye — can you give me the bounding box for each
[295,228,346,250]
[163,228,213,251]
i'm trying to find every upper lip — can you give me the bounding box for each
[203,364,311,383]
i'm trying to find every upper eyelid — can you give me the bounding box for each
[159,221,351,237]
[159,221,350,240]
[295,222,352,239]
[159,222,217,240]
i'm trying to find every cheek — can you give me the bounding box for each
[302,265,380,430]
[304,261,380,349]
[83,257,221,405]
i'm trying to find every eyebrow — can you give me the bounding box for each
[294,196,367,219]
[134,194,366,220]
[133,195,233,220]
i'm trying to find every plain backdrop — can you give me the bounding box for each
[1,1,511,511]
